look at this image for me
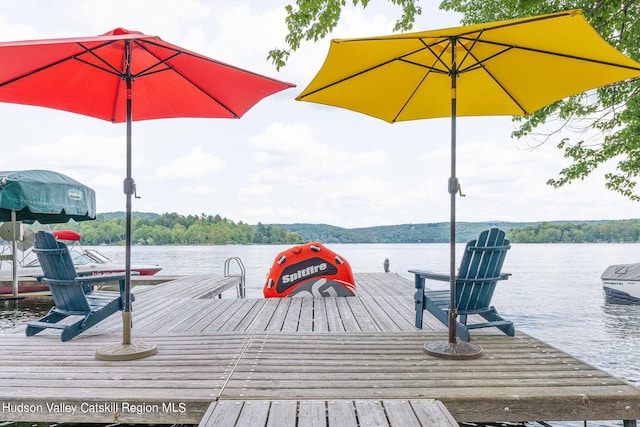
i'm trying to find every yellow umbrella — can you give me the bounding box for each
[296,9,640,359]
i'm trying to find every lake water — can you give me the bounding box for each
[2,242,639,426]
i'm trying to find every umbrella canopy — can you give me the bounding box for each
[0,169,95,296]
[0,28,294,359]
[297,9,640,358]
[0,28,293,122]
[297,9,640,121]
[0,169,95,223]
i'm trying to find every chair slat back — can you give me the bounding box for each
[456,228,510,311]
[34,231,89,312]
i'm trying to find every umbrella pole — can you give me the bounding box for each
[423,37,482,360]
[11,211,19,297]
[122,92,134,346]
[96,42,156,361]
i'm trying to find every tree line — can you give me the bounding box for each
[39,212,305,246]
[27,214,640,245]
[281,220,640,244]
[506,220,640,243]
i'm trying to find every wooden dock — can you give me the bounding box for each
[0,272,639,425]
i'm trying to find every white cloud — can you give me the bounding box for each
[178,185,215,195]
[250,122,389,185]
[87,173,123,189]
[0,1,638,227]
[154,146,224,180]
[238,184,274,200]
[18,132,125,170]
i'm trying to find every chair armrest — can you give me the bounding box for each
[410,269,450,301]
[74,271,140,285]
[409,270,510,288]
[455,274,510,283]
[75,273,127,285]
[409,269,450,282]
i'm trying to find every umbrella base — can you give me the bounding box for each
[423,340,483,360]
[95,342,157,361]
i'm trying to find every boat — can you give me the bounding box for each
[264,242,356,297]
[1,229,162,294]
[601,263,640,303]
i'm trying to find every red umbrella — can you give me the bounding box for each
[0,28,294,360]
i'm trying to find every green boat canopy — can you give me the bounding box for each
[0,170,96,224]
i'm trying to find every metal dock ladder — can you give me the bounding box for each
[224,257,246,298]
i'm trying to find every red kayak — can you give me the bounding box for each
[264,242,356,298]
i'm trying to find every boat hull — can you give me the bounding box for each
[602,280,640,303]
[0,263,161,279]
[601,263,640,303]
[0,282,49,295]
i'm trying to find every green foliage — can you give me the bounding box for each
[22,215,640,244]
[37,212,305,246]
[439,0,640,202]
[268,0,421,70]
[278,221,536,243]
[282,220,640,243]
[507,220,640,243]
[274,0,640,202]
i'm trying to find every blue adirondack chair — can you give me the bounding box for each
[25,231,133,342]
[410,227,514,341]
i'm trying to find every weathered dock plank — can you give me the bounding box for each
[62,272,426,336]
[198,399,458,427]
[1,272,639,426]
[217,298,268,332]
[219,332,640,423]
[135,273,241,299]
[3,330,635,424]
[0,333,249,424]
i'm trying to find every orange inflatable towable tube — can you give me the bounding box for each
[263,242,356,298]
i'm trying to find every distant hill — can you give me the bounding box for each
[98,211,159,221]
[94,213,631,244]
[273,220,615,243]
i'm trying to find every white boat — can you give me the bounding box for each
[1,229,162,293]
[601,263,640,303]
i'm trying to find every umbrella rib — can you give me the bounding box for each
[455,31,491,75]
[72,56,123,78]
[110,44,128,123]
[458,35,640,72]
[421,38,454,75]
[395,40,452,75]
[139,38,292,84]
[130,40,240,118]
[74,41,127,77]
[301,41,457,100]
[0,58,69,88]
[390,39,455,122]
[452,33,640,114]
[0,40,126,88]
[391,70,431,123]
[297,58,400,98]
[301,39,464,99]
[332,12,580,45]
[130,40,180,78]
[74,41,128,123]
[456,42,529,115]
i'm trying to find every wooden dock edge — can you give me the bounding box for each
[198,399,458,426]
[2,273,639,426]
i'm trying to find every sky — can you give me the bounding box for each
[0,0,638,228]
